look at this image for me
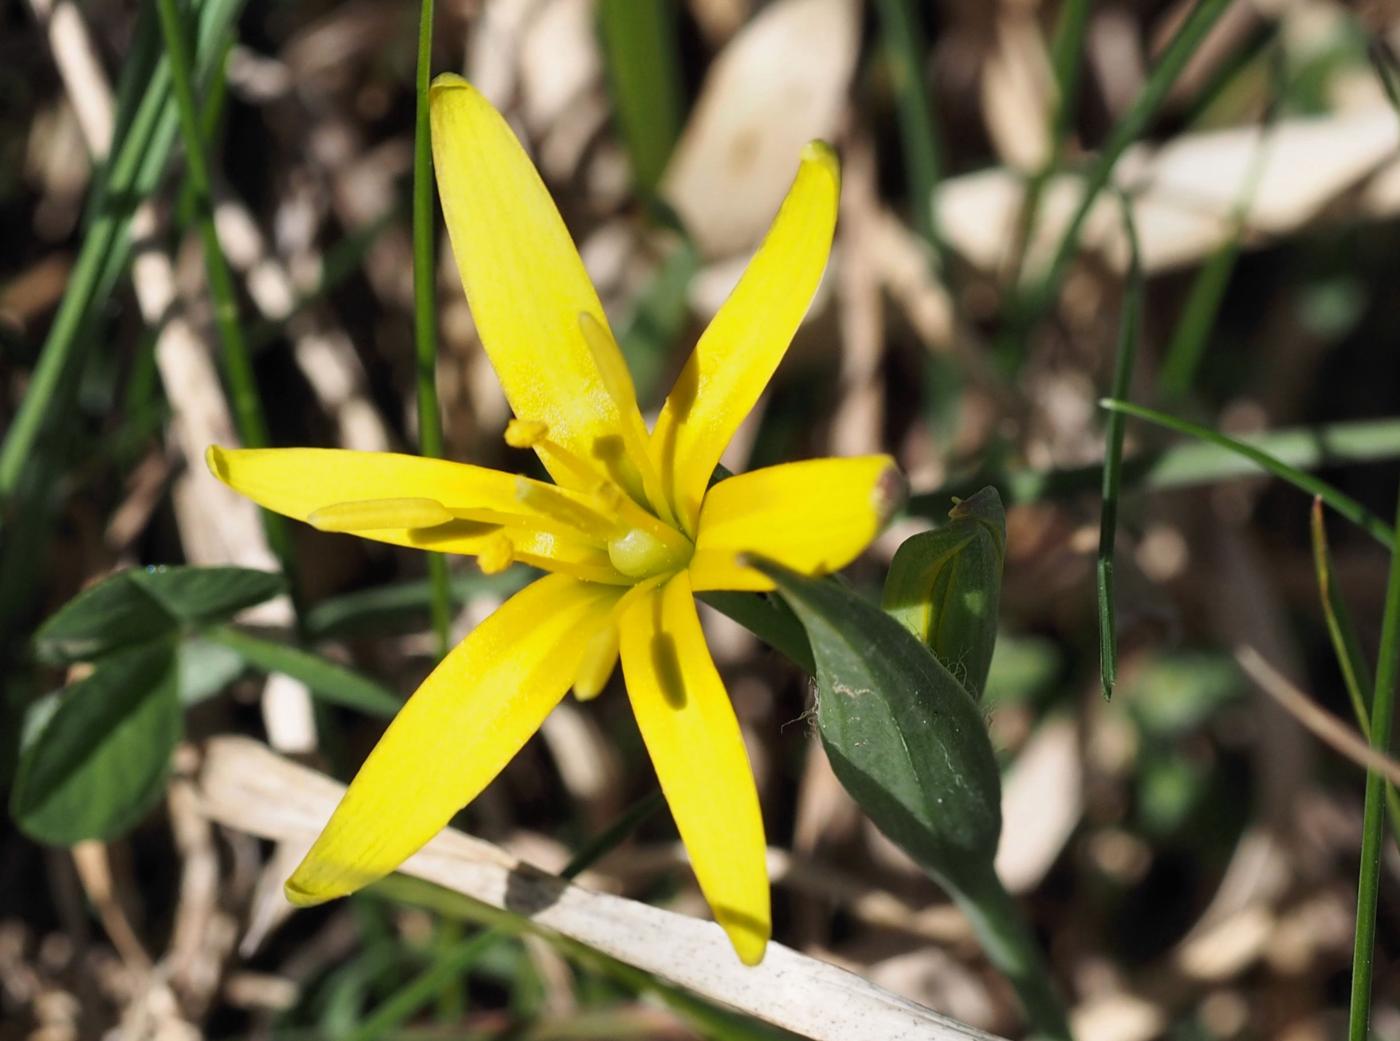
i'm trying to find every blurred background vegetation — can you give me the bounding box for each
[2,0,1399,1038]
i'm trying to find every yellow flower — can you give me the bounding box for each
[207,74,900,966]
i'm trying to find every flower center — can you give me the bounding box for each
[607,526,691,579]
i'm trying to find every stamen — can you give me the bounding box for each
[308,497,453,532]
[477,533,515,574]
[578,312,679,528]
[572,624,619,701]
[504,419,549,448]
[446,505,607,546]
[515,478,621,542]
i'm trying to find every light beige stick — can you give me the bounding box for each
[198,736,1006,1041]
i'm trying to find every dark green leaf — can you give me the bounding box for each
[701,590,813,673]
[177,637,248,706]
[204,625,401,718]
[11,644,181,844]
[883,487,1005,699]
[33,572,174,663]
[35,565,285,663]
[758,563,1002,889]
[129,565,286,623]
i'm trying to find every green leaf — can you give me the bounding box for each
[35,565,285,664]
[11,644,181,844]
[204,626,402,718]
[597,0,683,194]
[700,590,813,673]
[177,637,248,706]
[304,569,532,640]
[882,487,1005,699]
[757,563,1002,889]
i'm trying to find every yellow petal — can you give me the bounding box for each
[286,574,623,904]
[651,142,840,533]
[619,571,769,964]
[206,445,625,581]
[430,75,647,491]
[688,456,903,592]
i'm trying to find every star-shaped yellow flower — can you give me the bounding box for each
[207,74,900,965]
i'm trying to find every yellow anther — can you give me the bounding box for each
[578,312,680,530]
[504,419,549,449]
[572,624,619,701]
[308,498,453,533]
[477,533,515,574]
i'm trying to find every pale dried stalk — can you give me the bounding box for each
[29,0,317,754]
[197,737,1007,1041]
[1235,645,1400,786]
[213,200,389,452]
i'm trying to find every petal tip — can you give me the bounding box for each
[283,874,330,908]
[874,459,907,525]
[800,140,840,184]
[429,71,471,99]
[715,909,770,967]
[205,444,230,483]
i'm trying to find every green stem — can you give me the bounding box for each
[1096,200,1142,701]
[1310,501,1400,845]
[873,0,951,271]
[1048,0,1091,148]
[950,868,1073,1041]
[911,416,1400,512]
[1347,482,1400,1041]
[411,0,451,660]
[998,0,1090,312]
[1018,0,1235,328]
[151,0,295,575]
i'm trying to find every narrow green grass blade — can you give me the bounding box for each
[873,0,949,267]
[1368,36,1400,115]
[617,236,699,403]
[1347,482,1400,1041]
[1018,0,1236,327]
[1156,236,1242,398]
[1048,0,1091,146]
[1159,53,1278,397]
[909,417,1400,512]
[346,791,666,1041]
[153,0,298,583]
[411,0,451,659]
[597,0,682,194]
[1099,399,1396,549]
[1312,500,1377,731]
[0,0,243,502]
[1311,500,1400,843]
[203,626,401,717]
[1096,201,1143,700]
